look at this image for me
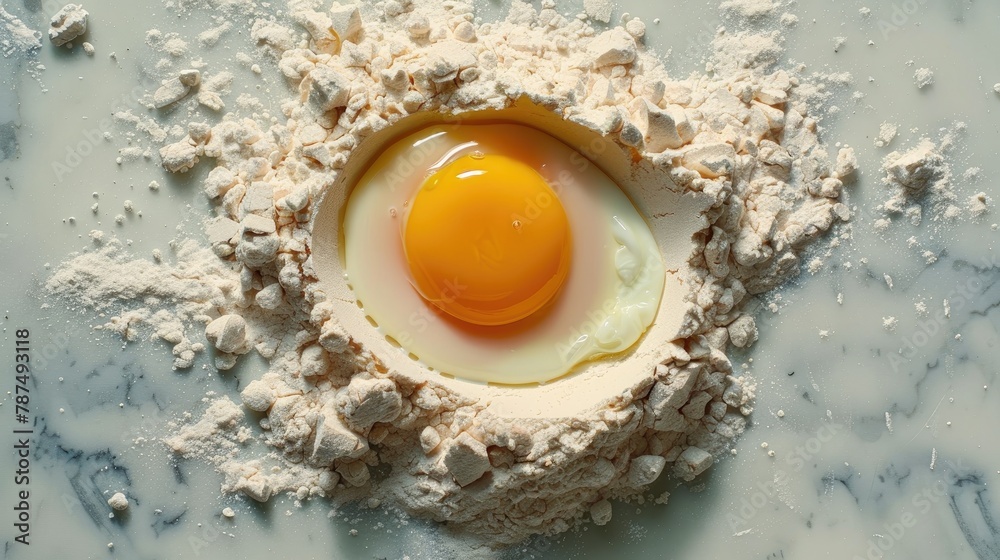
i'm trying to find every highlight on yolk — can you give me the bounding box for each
[403,153,572,327]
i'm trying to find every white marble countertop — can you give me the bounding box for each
[1,0,999,558]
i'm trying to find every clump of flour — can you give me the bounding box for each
[0,5,42,57]
[47,0,852,546]
[48,4,89,47]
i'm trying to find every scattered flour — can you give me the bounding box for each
[46,238,240,369]
[47,0,854,547]
[968,192,990,218]
[0,5,42,58]
[583,0,612,23]
[880,124,969,227]
[721,0,780,20]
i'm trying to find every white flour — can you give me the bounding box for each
[914,67,934,89]
[879,123,984,227]
[0,6,42,58]
[48,4,89,47]
[46,0,852,546]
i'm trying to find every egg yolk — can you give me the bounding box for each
[403,153,572,327]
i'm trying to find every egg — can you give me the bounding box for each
[341,122,664,385]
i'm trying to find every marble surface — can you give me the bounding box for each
[1,0,999,558]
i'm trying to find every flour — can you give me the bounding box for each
[46,0,852,547]
[879,124,974,226]
[875,121,898,148]
[721,0,780,20]
[914,67,934,89]
[107,492,130,511]
[48,4,89,47]
[0,6,42,58]
[968,192,990,218]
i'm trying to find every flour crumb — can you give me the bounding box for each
[882,316,898,332]
[914,68,934,89]
[968,192,990,218]
[107,492,129,511]
[875,122,898,148]
[48,4,89,47]
[721,0,780,20]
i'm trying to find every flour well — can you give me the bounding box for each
[46,0,852,546]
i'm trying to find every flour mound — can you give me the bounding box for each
[47,0,850,547]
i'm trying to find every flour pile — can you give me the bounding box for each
[46,0,853,545]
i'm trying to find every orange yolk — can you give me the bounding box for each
[403,153,572,326]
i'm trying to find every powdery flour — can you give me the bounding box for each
[46,0,855,545]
